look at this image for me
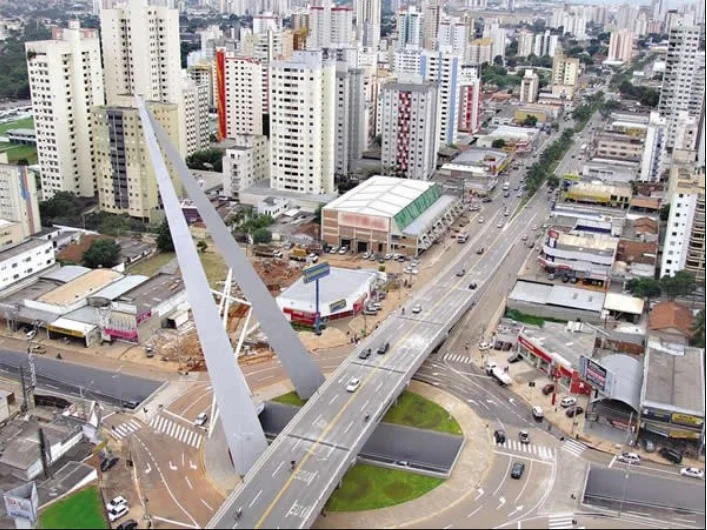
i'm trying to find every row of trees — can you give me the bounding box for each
[624,270,697,302]
[523,128,575,194]
[617,80,660,108]
[186,147,225,173]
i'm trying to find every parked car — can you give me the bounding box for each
[680,467,705,480]
[617,452,641,465]
[358,348,372,360]
[345,377,361,393]
[329,246,339,254]
[117,520,139,530]
[565,406,584,418]
[106,496,128,512]
[478,217,485,224]
[100,456,120,472]
[541,383,555,395]
[519,430,530,444]
[532,406,544,420]
[510,462,526,479]
[560,396,577,408]
[456,269,466,277]
[507,353,521,363]
[411,304,422,314]
[478,341,492,351]
[338,247,348,255]
[642,439,656,453]
[494,429,506,443]
[194,412,208,427]
[659,447,683,464]
[108,505,129,523]
[377,342,390,355]
[362,252,371,260]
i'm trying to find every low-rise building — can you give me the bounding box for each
[440,148,510,196]
[564,182,632,209]
[581,159,639,184]
[591,131,644,163]
[647,301,694,346]
[476,125,540,153]
[222,135,270,199]
[508,281,606,323]
[538,229,619,285]
[0,239,55,291]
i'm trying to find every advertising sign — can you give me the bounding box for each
[3,482,38,523]
[329,299,347,313]
[671,413,704,428]
[303,262,331,284]
[579,355,612,393]
[338,212,390,232]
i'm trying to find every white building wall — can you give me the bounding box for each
[224,55,264,138]
[0,240,55,291]
[661,192,697,277]
[222,135,270,197]
[0,162,41,238]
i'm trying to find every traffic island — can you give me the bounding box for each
[38,485,108,529]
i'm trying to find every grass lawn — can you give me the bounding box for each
[505,308,566,326]
[0,143,38,164]
[39,486,107,529]
[271,390,307,407]
[325,463,443,512]
[382,391,462,435]
[0,117,34,135]
[127,251,176,276]
[199,249,228,288]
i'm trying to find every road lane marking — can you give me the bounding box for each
[249,490,263,508]
[493,459,512,496]
[201,499,214,511]
[328,395,338,405]
[252,198,544,528]
[467,505,484,518]
[185,476,193,490]
[443,525,453,529]
[344,421,354,434]
[152,516,198,529]
[497,497,506,510]
[272,462,284,477]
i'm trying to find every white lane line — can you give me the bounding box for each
[493,459,513,496]
[328,395,338,405]
[151,516,198,529]
[514,461,533,504]
[185,476,193,490]
[467,505,484,518]
[193,434,202,449]
[344,421,354,434]
[249,490,263,508]
[200,499,214,511]
[272,461,284,477]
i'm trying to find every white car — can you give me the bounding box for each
[410,268,419,275]
[497,222,504,228]
[346,377,361,393]
[478,217,485,224]
[107,505,129,523]
[106,496,128,512]
[478,341,492,351]
[362,252,371,260]
[680,467,705,480]
[329,246,338,254]
[521,234,528,241]
[338,247,348,255]
[532,406,544,419]
[617,452,641,465]
[194,412,208,427]
[560,396,577,408]
[411,304,422,314]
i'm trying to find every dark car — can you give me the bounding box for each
[565,406,584,418]
[510,462,526,479]
[507,353,521,363]
[482,197,493,203]
[541,383,555,395]
[358,348,372,360]
[117,520,139,530]
[519,430,530,444]
[100,455,120,472]
[377,342,390,355]
[476,247,485,255]
[494,429,506,443]
[659,447,683,464]
[122,400,139,410]
[468,282,478,290]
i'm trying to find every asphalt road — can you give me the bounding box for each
[0,349,164,405]
[209,171,550,529]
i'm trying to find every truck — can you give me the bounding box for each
[490,366,513,386]
[290,247,308,261]
[253,245,283,259]
[457,232,469,244]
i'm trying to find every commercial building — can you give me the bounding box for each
[514,105,558,124]
[379,81,438,181]
[25,21,104,198]
[93,97,182,223]
[538,229,619,284]
[276,267,380,326]
[222,135,270,198]
[592,132,645,163]
[520,69,539,104]
[441,148,510,196]
[321,176,463,256]
[607,29,633,64]
[507,281,606,324]
[640,339,705,442]
[476,126,540,153]
[457,67,481,134]
[658,24,706,149]
[0,239,55,291]
[100,0,187,155]
[269,51,335,195]
[564,182,632,209]
[0,163,41,243]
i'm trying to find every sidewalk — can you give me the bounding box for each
[314,380,493,529]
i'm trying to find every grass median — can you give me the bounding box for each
[38,486,108,529]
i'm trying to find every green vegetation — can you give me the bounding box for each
[157,219,175,252]
[252,227,273,244]
[505,308,567,326]
[573,92,606,132]
[481,63,522,89]
[325,463,443,512]
[0,117,34,135]
[82,239,121,268]
[382,391,462,435]
[0,25,51,101]
[232,212,274,242]
[39,192,84,226]
[625,270,697,301]
[127,251,176,276]
[272,391,307,407]
[0,143,37,164]
[524,128,575,194]
[491,139,506,149]
[692,310,705,348]
[186,147,225,172]
[197,240,209,253]
[39,486,107,529]
[617,80,660,108]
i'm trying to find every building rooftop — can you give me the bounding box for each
[403,195,458,236]
[448,148,508,166]
[600,353,644,411]
[520,322,596,372]
[0,418,80,472]
[604,292,645,315]
[556,232,619,253]
[40,266,91,284]
[642,339,705,417]
[89,275,149,302]
[509,281,606,313]
[277,267,380,311]
[0,279,62,306]
[568,181,632,197]
[115,273,183,312]
[648,301,693,337]
[616,239,658,266]
[0,238,49,261]
[37,269,122,308]
[488,125,539,139]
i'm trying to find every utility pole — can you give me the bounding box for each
[37,428,51,479]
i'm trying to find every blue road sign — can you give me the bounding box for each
[303,262,331,284]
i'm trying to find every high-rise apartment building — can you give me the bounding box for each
[182,75,211,155]
[520,69,539,103]
[468,38,493,65]
[422,4,441,50]
[25,21,104,198]
[483,21,506,62]
[100,0,186,154]
[0,160,41,242]
[639,112,667,182]
[93,97,182,222]
[438,17,468,57]
[551,48,580,98]
[334,59,366,177]
[269,51,335,194]
[356,0,381,49]
[308,0,353,49]
[658,24,706,149]
[380,81,438,180]
[517,30,533,57]
[457,66,481,134]
[187,62,215,109]
[217,53,264,140]
[222,135,270,198]
[607,29,633,64]
[396,6,422,50]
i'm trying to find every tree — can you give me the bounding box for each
[313,204,323,224]
[506,57,518,68]
[186,147,225,172]
[625,278,662,302]
[82,239,121,269]
[546,175,560,188]
[39,191,83,225]
[660,270,696,300]
[491,139,506,149]
[197,240,208,253]
[252,227,272,244]
[493,55,504,66]
[156,219,174,252]
[692,310,706,348]
[659,204,670,222]
[523,116,538,127]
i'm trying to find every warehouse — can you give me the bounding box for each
[276,267,381,326]
[321,176,464,257]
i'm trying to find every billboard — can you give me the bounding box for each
[579,355,612,393]
[329,299,347,313]
[303,262,331,284]
[4,482,38,523]
[338,212,390,232]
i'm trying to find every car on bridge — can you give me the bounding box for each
[377,342,390,355]
[346,378,361,393]
[411,304,422,314]
[358,348,372,360]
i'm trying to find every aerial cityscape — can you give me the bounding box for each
[0,0,703,528]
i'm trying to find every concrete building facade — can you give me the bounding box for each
[520,69,539,104]
[0,163,41,243]
[222,135,270,198]
[608,29,633,64]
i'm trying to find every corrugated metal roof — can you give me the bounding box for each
[47,317,96,336]
[508,281,552,305]
[602,354,643,411]
[546,285,605,312]
[41,266,91,284]
[604,292,644,315]
[89,275,150,301]
[63,306,101,326]
[403,195,457,236]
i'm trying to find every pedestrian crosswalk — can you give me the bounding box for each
[111,420,142,441]
[548,513,583,529]
[561,438,586,458]
[442,353,473,364]
[495,439,555,460]
[149,415,203,449]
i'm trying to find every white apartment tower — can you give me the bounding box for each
[182,75,211,154]
[334,57,366,177]
[25,21,105,198]
[607,29,633,64]
[100,0,188,155]
[0,161,41,240]
[520,69,539,103]
[396,6,422,50]
[438,18,468,56]
[356,0,381,49]
[422,4,441,50]
[517,30,533,57]
[308,0,353,49]
[223,55,264,138]
[380,81,438,180]
[269,51,335,194]
[658,24,706,150]
[222,135,270,198]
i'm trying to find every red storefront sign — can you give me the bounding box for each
[518,335,552,363]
